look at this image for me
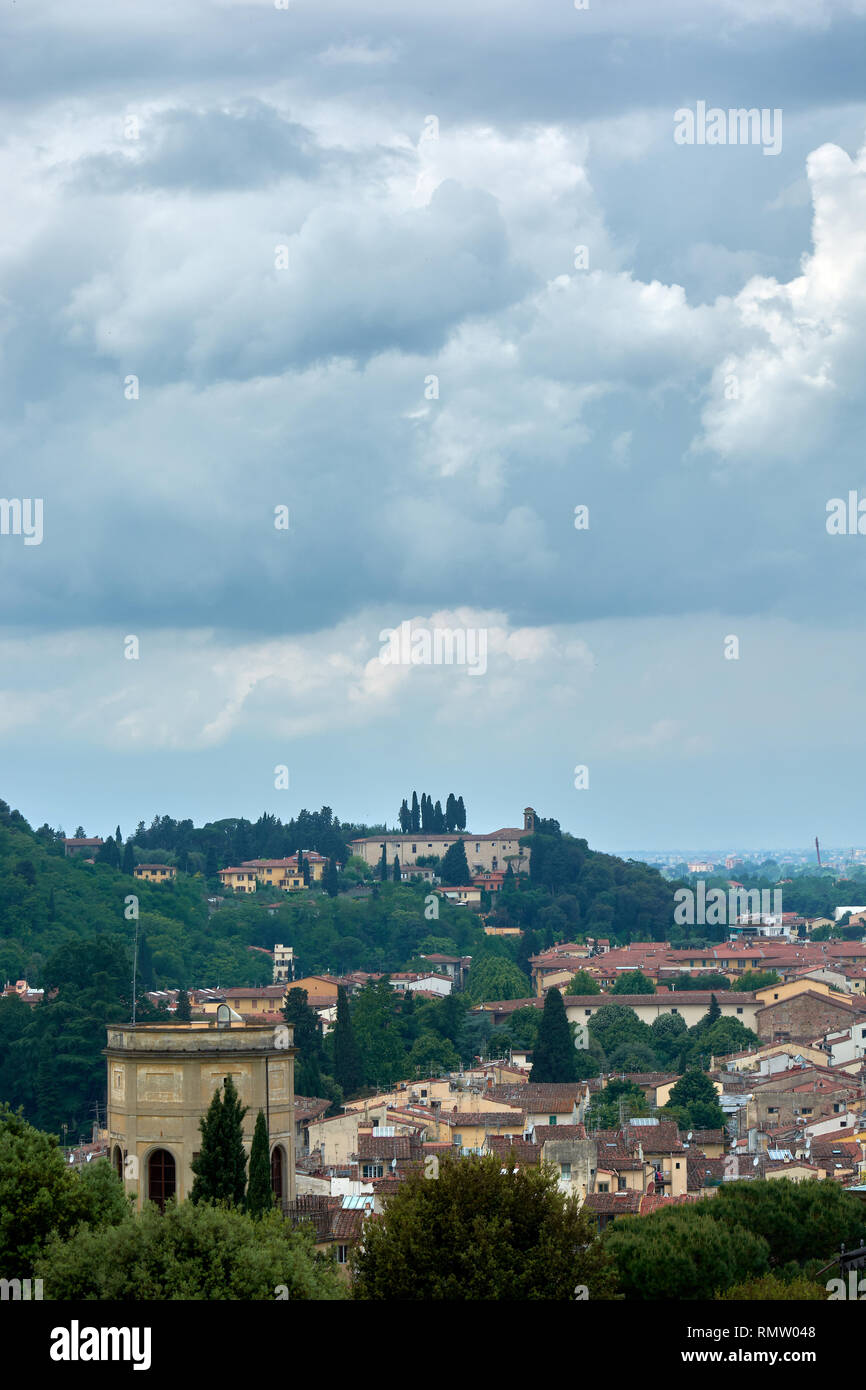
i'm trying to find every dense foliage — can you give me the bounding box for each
[603,1179,865,1299]
[0,1104,131,1277]
[37,1202,346,1300]
[351,1155,619,1300]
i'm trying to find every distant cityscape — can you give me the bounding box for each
[619,848,866,874]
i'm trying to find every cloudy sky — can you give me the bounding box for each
[2,0,866,851]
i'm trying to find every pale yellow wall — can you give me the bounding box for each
[106,1023,295,1209]
[755,979,843,1006]
[350,835,529,875]
[219,869,257,892]
[306,1111,359,1166]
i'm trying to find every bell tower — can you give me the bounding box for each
[523,807,536,833]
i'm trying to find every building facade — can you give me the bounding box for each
[105,1020,296,1209]
[348,807,536,875]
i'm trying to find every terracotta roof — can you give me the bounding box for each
[531,1124,586,1145]
[583,1192,642,1214]
[486,1135,541,1164]
[445,1112,525,1128]
[357,1135,418,1161]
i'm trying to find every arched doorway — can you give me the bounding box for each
[147,1148,176,1210]
[270,1145,285,1203]
[113,1145,123,1180]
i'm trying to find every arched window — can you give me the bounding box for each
[113,1145,124,1180]
[148,1148,176,1211]
[271,1145,284,1202]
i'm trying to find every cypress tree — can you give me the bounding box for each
[122,840,135,876]
[176,988,191,1022]
[399,799,411,833]
[379,845,389,881]
[137,933,154,991]
[190,1075,249,1206]
[529,988,577,1083]
[445,793,456,832]
[393,855,401,883]
[246,1109,274,1217]
[324,856,339,897]
[333,986,362,1095]
[440,838,470,886]
[433,800,444,832]
[410,792,420,833]
[206,846,218,880]
[707,993,722,1025]
[283,988,325,1096]
[455,796,467,831]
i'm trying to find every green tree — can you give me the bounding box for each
[37,1202,346,1300]
[351,1155,618,1300]
[567,970,600,995]
[705,1178,866,1268]
[378,845,388,882]
[467,956,530,1004]
[611,971,655,995]
[333,986,362,1095]
[393,855,401,883]
[529,988,576,1083]
[352,980,407,1089]
[409,1031,460,1075]
[324,857,339,897]
[586,1079,651,1130]
[175,989,191,1022]
[411,791,420,833]
[604,1206,769,1300]
[246,1110,273,1218]
[440,838,470,886]
[588,1004,654,1068]
[0,1105,129,1277]
[122,840,135,876]
[190,1075,248,1207]
[664,1068,725,1131]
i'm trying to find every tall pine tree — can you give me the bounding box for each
[398,799,411,833]
[529,988,577,1083]
[333,986,362,1096]
[246,1109,273,1217]
[440,838,470,886]
[455,796,466,831]
[393,855,401,883]
[324,856,339,897]
[410,792,420,833]
[190,1075,248,1206]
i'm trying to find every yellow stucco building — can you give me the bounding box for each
[105,1019,296,1209]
